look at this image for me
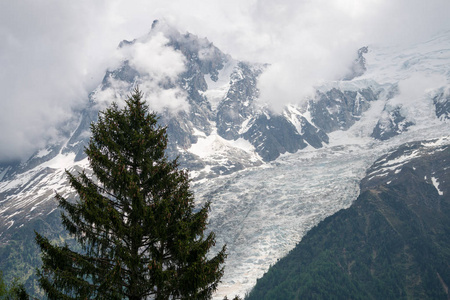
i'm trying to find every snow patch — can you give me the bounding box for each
[35,148,51,158]
[41,153,77,170]
[0,166,11,181]
[6,221,14,230]
[422,136,450,148]
[238,117,254,135]
[203,60,238,110]
[431,176,444,195]
[189,130,256,159]
[383,150,420,168]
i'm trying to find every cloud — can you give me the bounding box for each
[1,0,450,162]
[0,1,124,162]
[127,33,185,80]
[389,73,448,123]
[247,0,450,112]
[394,73,448,106]
[94,30,189,114]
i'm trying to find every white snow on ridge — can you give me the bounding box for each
[35,148,51,158]
[189,127,259,163]
[0,154,89,223]
[431,176,444,195]
[362,31,450,85]
[380,150,420,169]
[284,105,304,135]
[0,167,11,182]
[422,136,450,148]
[191,133,244,158]
[42,152,78,169]
[316,78,384,94]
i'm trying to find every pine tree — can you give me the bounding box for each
[35,88,226,299]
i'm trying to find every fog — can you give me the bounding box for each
[1,0,449,162]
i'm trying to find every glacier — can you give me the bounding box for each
[204,30,450,298]
[0,23,450,299]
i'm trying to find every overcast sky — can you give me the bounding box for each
[1,0,450,163]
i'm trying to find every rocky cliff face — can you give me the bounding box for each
[434,91,450,120]
[310,87,377,133]
[371,105,415,140]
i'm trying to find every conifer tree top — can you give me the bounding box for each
[36,88,226,299]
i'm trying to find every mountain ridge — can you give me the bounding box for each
[1,21,450,298]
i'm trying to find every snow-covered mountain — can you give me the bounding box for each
[1,21,450,298]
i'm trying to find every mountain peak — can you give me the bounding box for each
[1,22,450,299]
[148,18,182,39]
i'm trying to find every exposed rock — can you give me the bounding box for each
[371,105,414,140]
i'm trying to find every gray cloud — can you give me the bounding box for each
[94,29,190,113]
[1,0,449,162]
[0,1,122,162]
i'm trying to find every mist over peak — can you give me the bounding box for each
[1,0,450,161]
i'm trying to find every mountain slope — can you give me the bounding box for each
[0,20,382,240]
[1,24,450,298]
[246,138,450,299]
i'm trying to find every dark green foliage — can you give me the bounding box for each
[35,88,226,299]
[0,211,72,298]
[0,271,29,299]
[247,164,450,299]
